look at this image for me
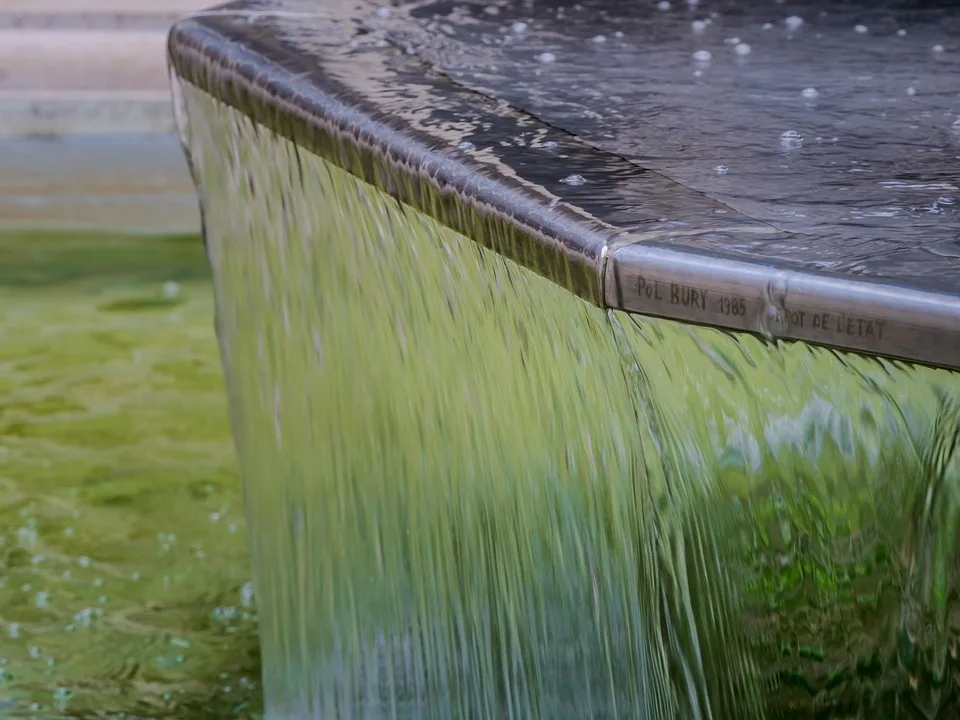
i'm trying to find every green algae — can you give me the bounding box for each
[0,230,261,718]
[179,80,960,720]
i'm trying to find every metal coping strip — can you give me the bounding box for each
[167,5,960,371]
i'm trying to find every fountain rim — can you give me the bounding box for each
[166,1,960,371]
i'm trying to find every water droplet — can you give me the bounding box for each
[897,28,907,37]
[906,86,917,96]
[733,42,751,56]
[7,623,20,638]
[374,6,391,19]
[657,0,672,10]
[692,20,708,33]
[240,581,255,608]
[537,52,556,63]
[693,49,712,62]
[784,16,804,32]
[801,87,819,100]
[161,281,180,299]
[543,140,558,149]
[715,165,729,175]
[933,44,945,53]
[780,130,804,149]
[614,31,624,39]
[560,174,586,186]
[592,34,606,43]
[511,21,527,34]
[51,688,71,711]
[762,22,773,30]
[854,24,868,34]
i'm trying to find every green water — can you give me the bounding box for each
[177,77,960,720]
[0,231,261,718]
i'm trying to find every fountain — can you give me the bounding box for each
[168,1,960,717]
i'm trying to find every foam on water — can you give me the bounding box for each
[175,74,960,719]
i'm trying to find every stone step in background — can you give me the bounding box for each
[0,1,211,233]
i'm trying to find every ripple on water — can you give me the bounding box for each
[0,231,261,717]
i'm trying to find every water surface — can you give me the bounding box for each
[0,231,261,718]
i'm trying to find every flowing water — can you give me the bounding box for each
[173,74,960,720]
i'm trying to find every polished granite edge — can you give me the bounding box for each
[167,1,960,370]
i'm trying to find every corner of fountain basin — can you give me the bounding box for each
[165,1,960,718]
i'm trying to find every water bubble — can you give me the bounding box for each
[510,21,527,34]
[543,140,558,149]
[897,28,907,37]
[933,44,945,53]
[854,24,868,34]
[7,623,20,638]
[692,20,708,33]
[537,52,556,63]
[657,1,672,10]
[801,87,819,100]
[560,174,586,186]
[614,31,624,39]
[733,42,751,56]
[77,556,90,568]
[51,688,72,712]
[34,591,50,610]
[17,526,37,548]
[715,165,729,175]
[161,281,180,300]
[906,86,917,96]
[374,6,391,19]
[240,581,255,608]
[592,34,606,43]
[693,49,712,62]
[762,22,773,30]
[937,196,956,205]
[780,130,804,149]
[784,16,804,32]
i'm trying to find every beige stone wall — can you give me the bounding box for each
[0,1,211,232]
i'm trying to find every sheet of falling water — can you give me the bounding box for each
[179,70,960,718]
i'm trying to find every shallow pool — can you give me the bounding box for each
[0,230,261,718]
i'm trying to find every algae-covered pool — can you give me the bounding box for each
[0,231,261,718]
